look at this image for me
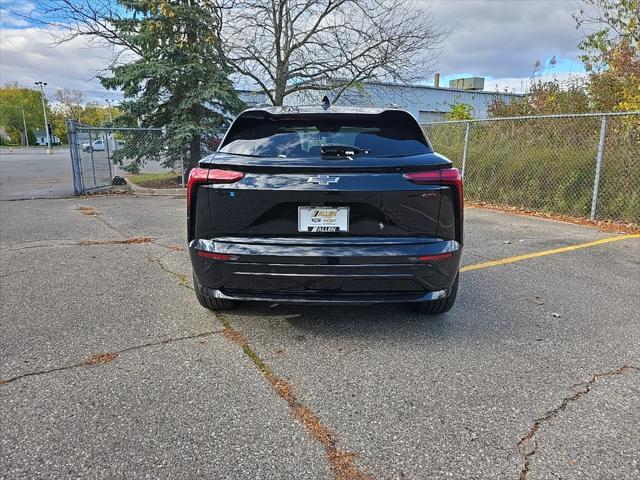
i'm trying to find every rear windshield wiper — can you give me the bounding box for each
[376,152,425,158]
[218,151,265,158]
[320,144,368,160]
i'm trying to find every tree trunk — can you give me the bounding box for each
[274,63,287,105]
[274,83,286,106]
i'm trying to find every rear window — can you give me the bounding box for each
[219,111,432,158]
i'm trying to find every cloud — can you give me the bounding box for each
[0,16,30,28]
[486,72,589,94]
[0,0,35,14]
[424,0,586,81]
[1,0,591,100]
[0,27,122,103]
[1,0,36,28]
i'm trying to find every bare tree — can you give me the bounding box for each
[223,0,446,105]
[24,1,140,66]
[53,88,85,121]
[29,1,446,105]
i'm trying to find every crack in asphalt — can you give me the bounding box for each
[2,241,80,252]
[516,365,639,480]
[2,237,182,253]
[72,205,184,253]
[2,237,181,252]
[74,204,130,237]
[218,317,373,480]
[0,269,28,278]
[76,206,98,216]
[153,242,186,252]
[146,253,192,289]
[78,237,155,246]
[0,330,223,386]
[146,250,372,479]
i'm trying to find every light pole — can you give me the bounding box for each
[21,106,29,147]
[105,98,118,176]
[106,99,114,122]
[34,81,53,154]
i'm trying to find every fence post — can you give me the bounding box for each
[104,132,113,181]
[590,115,607,220]
[180,151,186,188]
[88,129,98,187]
[461,121,471,179]
[67,120,83,194]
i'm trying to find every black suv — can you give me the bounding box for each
[188,106,463,314]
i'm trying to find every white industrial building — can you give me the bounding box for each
[238,77,523,121]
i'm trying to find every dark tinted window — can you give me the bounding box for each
[220,111,432,158]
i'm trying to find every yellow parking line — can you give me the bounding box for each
[460,234,640,273]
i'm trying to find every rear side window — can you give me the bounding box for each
[220,110,432,158]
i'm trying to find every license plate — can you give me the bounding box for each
[298,206,349,232]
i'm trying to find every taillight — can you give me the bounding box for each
[196,251,235,261]
[208,169,245,184]
[187,167,208,210]
[402,170,441,184]
[403,167,464,212]
[187,168,244,209]
[417,252,454,262]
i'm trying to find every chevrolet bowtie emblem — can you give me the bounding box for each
[307,175,340,186]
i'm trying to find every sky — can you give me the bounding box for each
[0,0,590,104]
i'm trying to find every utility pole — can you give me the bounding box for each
[106,99,114,122]
[21,106,29,147]
[34,81,53,154]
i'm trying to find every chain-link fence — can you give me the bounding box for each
[423,112,640,224]
[67,121,220,193]
[67,114,639,224]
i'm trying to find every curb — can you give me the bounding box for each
[126,179,186,197]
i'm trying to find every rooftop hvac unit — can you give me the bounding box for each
[448,77,485,91]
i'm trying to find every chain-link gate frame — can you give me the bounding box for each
[67,120,170,193]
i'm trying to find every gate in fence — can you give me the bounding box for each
[67,120,179,194]
[422,112,640,224]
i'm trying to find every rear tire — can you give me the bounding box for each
[192,272,236,311]
[410,273,459,314]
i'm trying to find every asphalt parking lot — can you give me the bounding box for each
[1,172,639,478]
[0,148,74,200]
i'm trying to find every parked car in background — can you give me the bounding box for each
[82,138,125,153]
[188,105,464,314]
[82,139,105,152]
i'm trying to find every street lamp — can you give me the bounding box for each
[106,99,114,122]
[34,81,53,154]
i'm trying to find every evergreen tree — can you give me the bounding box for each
[100,0,243,170]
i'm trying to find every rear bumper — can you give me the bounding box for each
[190,237,461,304]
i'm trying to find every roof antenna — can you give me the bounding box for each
[321,95,331,110]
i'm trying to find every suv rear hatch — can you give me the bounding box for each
[192,109,461,243]
[201,154,453,240]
